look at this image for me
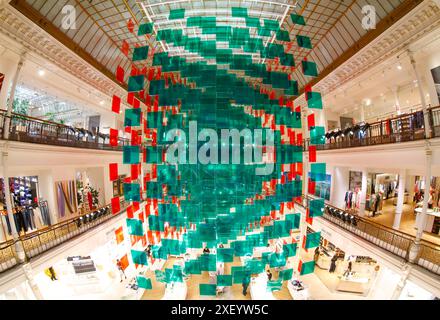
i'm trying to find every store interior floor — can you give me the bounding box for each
[141,257,366,300]
[364,198,440,246]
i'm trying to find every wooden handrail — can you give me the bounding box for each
[17,202,112,241]
[302,194,440,249]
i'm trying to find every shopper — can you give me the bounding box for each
[266,269,273,281]
[343,261,353,277]
[203,246,210,254]
[46,266,57,281]
[242,274,250,296]
[116,259,127,282]
[329,255,338,273]
[314,247,321,262]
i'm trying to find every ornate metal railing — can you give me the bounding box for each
[304,108,435,151]
[298,196,440,275]
[0,110,129,151]
[0,201,127,273]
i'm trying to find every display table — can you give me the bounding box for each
[162,282,187,300]
[287,280,309,300]
[250,274,275,300]
[336,277,369,294]
[415,208,440,233]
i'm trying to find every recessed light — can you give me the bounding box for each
[397,64,402,70]
[99,101,105,105]
[38,69,45,76]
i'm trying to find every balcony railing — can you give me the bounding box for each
[297,196,440,275]
[304,107,440,151]
[0,110,129,151]
[0,202,127,273]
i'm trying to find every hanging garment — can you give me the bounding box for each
[88,192,93,210]
[34,206,44,227]
[40,204,51,226]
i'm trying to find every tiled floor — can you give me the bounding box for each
[140,256,369,300]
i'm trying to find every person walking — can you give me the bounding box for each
[116,259,127,282]
[242,273,251,296]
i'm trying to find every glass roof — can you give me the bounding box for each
[13,85,99,126]
[20,0,406,92]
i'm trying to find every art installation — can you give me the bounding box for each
[107,8,326,296]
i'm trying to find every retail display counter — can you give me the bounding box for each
[162,282,187,300]
[250,274,275,300]
[415,208,440,234]
[287,279,309,300]
[336,276,369,294]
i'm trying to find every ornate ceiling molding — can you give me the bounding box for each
[295,0,440,107]
[0,5,127,99]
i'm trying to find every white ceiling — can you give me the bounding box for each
[323,29,440,123]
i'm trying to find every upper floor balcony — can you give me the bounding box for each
[304,106,440,152]
[0,109,129,151]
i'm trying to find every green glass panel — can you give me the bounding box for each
[283,243,297,257]
[185,259,202,274]
[279,268,293,281]
[123,146,140,164]
[269,253,286,268]
[131,249,148,265]
[199,254,216,271]
[232,7,248,17]
[245,259,264,274]
[310,126,325,145]
[155,270,166,282]
[124,183,140,202]
[263,19,279,31]
[200,284,217,296]
[217,274,232,286]
[169,9,185,20]
[245,17,260,28]
[302,60,318,77]
[307,91,323,109]
[138,23,153,36]
[127,218,143,236]
[310,163,326,182]
[132,46,149,61]
[300,261,315,275]
[305,231,321,249]
[267,279,282,291]
[137,276,152,289]
[297,35,312,49]
[124,108,141,127]
[276,30,290,42]
[217,248,234,263]
[291,14,306,26]
[128,75,144,92]
[310,199,325,218]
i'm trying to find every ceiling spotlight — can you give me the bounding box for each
[397,63,402,71]
[38,69,45,76]
[99,101,105,105]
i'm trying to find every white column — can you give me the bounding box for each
[303,152,309,205]
[3,52,25,140]
[393,169,407,230]
[359,168,368,217]
[360,104,365,123]
[409,51,431,138]
[392,86,401,115]
[408,146,432,263]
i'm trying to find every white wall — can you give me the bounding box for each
[330,166,349,208]
[0,49,20,111]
